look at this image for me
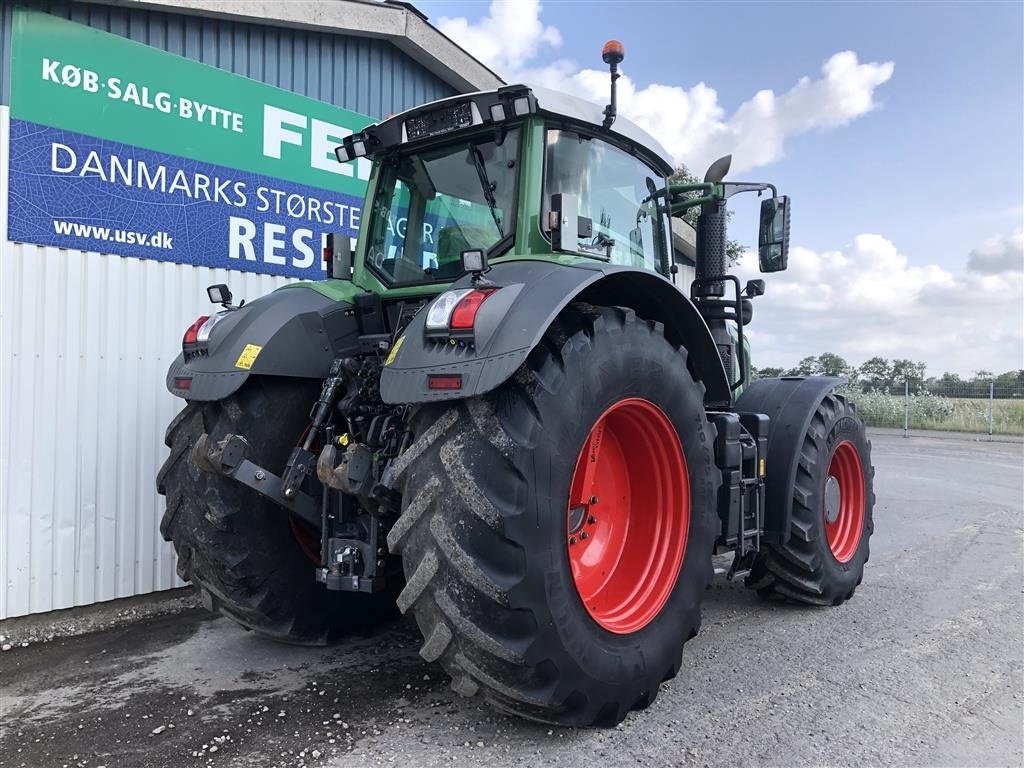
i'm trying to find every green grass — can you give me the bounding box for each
[837,387,1024,435]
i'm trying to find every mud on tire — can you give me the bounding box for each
[387,305,720,726]
[157,377,396,645]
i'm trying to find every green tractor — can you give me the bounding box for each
[158,42,874,726]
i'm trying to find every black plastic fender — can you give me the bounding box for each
[379,260,731,406]
[166,286,360,401]
[734,376,845,544]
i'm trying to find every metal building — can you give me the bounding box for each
[0,0,500,619]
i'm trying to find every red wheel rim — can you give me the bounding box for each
[566,398,689,634]
[824,440,865,563]
[290,518,322,565]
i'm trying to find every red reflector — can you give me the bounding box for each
[427,374,463,390]
[183,315,209,345]
[174,377,193,390]
[323,246,330,263]
[449,289,496,330]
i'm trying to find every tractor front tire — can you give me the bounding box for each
[157,378,396,645]
[387,305,719,726]
[747,392,875,605]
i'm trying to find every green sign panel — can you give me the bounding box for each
[9,8,375,194]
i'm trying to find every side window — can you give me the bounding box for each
[544,129,666,274]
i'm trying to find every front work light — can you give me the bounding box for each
[489,103,506,122]
[460,249,488,274]
[207,283,232,305]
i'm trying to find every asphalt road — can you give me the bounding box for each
[2,431,1022,768]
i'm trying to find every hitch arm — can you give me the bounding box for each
[192,433,321,528]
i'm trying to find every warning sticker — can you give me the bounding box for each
[385,335,404,366]
[235,343,263,370]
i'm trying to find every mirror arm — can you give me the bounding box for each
[722,182,777,199]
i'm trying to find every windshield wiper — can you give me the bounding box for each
[469,146,504,237]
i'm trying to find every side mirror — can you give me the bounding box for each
[758,196,790,273]
[325,233,353,279]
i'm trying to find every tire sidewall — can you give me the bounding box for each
[505,313,717,689]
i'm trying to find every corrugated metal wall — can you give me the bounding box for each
[0,3,458,618]
[0,0,455,113]
[0,105,292,618]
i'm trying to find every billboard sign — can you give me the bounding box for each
[6,9,376,279]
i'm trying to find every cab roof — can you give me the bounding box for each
[347,84,675,177]
[526,85,674,175]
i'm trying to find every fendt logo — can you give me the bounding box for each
[262,105,372,183]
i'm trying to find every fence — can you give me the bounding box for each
[837,381,1024,438]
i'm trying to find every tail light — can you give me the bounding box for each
[183,315,209,346]
[182,313,225,357]
[425,288,496,334]
[450,289,495,329]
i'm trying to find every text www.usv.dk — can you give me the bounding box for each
[52,220,174,249]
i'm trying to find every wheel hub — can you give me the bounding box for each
[824,475,841,524]
[823,440,866,563]
[565,398,689,634]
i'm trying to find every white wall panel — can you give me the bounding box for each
[0,106,292,617]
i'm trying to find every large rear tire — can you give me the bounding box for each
[157,378,396,645]
[747,392,875,605]
[387,305,719,726]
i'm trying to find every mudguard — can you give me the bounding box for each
[166,286,362,401]
[735,376,845,544]
[379,260,731,406]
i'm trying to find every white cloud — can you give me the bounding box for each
[967,229,1023,274]
[439,2,1019,375]
[438,0,561,76]
[734,232,1024,375]
[438,0,894,173]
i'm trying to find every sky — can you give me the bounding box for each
[417,0,1024,376]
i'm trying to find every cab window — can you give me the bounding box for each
[543,129,668,274]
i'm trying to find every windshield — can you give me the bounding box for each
[364,128,520,286]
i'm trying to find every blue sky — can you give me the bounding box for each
[418,1,1023,374]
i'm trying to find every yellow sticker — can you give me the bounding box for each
[385,335,404,366]
[235,343,263,370]
[759,458,766,477]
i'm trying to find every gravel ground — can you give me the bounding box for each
[1,431,1021,768]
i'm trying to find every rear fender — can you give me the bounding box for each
[166,286,362,401]
[734,376,845,544]
[379,261,731,406]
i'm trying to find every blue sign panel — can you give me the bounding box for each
[7,119,363,280]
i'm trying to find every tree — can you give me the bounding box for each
[858,356,893,392]
[891,359,928,394]
[755,366,785,379]
[816,352,851,378]
[786,356,819,377]
[669,164,745,266]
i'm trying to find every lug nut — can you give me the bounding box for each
[589,496,599,505]
[569,536,577,545]
[254,470,265,481]
[587,515,597,525]
[580,531,589,540]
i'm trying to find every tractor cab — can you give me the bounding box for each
[333,46,791,398]
[333,82,681,289]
